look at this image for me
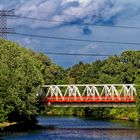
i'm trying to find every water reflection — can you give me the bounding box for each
[3,116,140,140]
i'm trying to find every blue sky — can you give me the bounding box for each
[1,0,140,67]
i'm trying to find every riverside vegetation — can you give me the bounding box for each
[0,39,140,127]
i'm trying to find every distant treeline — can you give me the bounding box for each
[0,39,140,124]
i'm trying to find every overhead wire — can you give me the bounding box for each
[12,15,140,30]
[12,32,140,46]
[44,52,116,56]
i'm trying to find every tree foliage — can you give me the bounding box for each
[0,39,44,122]
[67,51,140,85]
[34,53,68,85]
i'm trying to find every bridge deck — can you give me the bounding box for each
[43,96,136,107]
[43,96,136,103]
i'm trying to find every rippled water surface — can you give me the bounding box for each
[3,116,140,140]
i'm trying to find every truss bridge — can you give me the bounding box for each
[42,84,137,107]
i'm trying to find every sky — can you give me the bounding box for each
[1,0,140,68]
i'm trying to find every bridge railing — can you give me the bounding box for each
[42,84,137,103]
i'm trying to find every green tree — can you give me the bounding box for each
[35,53,68,85]
[67,61,91,84]
[0,39,44,123]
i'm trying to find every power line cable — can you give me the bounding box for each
[12,32,140,46]
[12,15,140,30]
[44,52,116,56]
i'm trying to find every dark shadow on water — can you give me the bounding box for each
[0,121,45,137]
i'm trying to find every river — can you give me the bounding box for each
[2,116,140,140]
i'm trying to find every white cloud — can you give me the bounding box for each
[7,0,140,28]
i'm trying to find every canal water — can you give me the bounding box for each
[2,116,140,140]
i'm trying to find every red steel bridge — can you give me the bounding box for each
[42,84,137,107]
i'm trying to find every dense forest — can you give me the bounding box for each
[0,39,140,124]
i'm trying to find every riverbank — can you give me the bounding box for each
[0,122,17,129]
[40,107,140,122]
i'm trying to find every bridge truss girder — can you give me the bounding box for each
[44,84,136,99]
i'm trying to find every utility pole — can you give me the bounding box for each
[0,9,15,39]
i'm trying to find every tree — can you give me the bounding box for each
[34,53,68,85]
[67,61,91,84]
[0,39,44,123]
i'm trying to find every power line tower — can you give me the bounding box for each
[0,9,15,39]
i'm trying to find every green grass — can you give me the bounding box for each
[0,122,16,128]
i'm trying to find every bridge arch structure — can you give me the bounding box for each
[42,84,137,107]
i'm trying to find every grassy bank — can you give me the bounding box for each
[0,122,16,129]
[40,107,139,121]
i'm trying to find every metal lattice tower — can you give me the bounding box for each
[0,10,15,39]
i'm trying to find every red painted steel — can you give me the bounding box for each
[43,96,136,104]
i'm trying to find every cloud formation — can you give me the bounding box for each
[2,0,140,67]
[6,0,139,29]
